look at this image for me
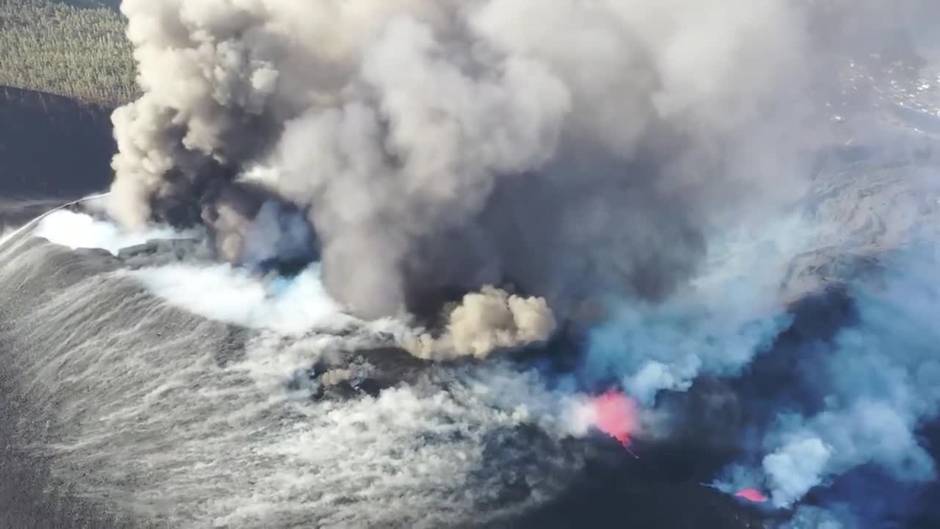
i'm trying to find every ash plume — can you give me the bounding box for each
[109,0,832,327]
[405,286,556,360]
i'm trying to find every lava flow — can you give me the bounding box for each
[592,390,638,447]
[735,488,769,503]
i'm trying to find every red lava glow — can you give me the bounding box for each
[592,390,638,446]
[735,488,769,503]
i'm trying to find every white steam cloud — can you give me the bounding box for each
[126,264,361,336]
[29,209,546,359]
[34,209,191,255]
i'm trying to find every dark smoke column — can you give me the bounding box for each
[108,0,828,348]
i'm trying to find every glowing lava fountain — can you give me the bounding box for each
[591,390,638,447]
[735,488,769,503]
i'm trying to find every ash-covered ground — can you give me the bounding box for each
[0,206,770,529]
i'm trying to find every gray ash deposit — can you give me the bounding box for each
[0,210,771,529]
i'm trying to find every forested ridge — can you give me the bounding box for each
[0,0,135,106]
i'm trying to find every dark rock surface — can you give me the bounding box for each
[0,86,114,200]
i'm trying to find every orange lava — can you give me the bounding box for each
[592,390,638,446]
[735,488,768,503]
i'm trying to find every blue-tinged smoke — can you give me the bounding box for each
[578,204,940,527]
[583,296,792,405]
[715,241,940,526]
[781,505,856,529]
[580,217,808,404]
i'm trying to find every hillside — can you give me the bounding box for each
[0,0,135,106]
[0,86,115,198]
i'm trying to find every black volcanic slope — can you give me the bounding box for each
[0,87,114,199]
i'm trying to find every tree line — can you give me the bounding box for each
[0,0,136,107]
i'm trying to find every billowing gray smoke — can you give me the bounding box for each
[200,182,318,273]
[405,285,557,360]
[108,0,852,326]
